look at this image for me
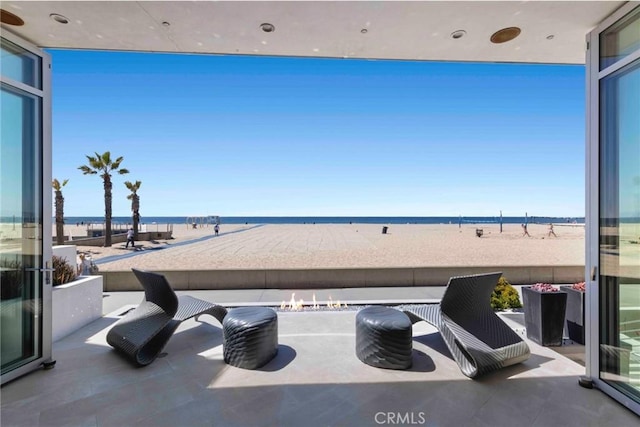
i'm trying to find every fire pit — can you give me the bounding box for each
[279,292,351,312]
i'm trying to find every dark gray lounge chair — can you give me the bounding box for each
[106,268,228,366]
[398,272,530,378]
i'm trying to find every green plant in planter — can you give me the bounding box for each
[490,276,522,311]
[52,255,77,286]
[0,258,23,300]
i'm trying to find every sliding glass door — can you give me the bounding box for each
[0,31,53,384]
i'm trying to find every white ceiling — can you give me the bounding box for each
[1,1,628,64]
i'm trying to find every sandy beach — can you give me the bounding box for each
[57,222,587,272]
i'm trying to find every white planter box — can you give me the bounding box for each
[52,275,103,342]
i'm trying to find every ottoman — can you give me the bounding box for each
[223,307,278,369]
[356,306,413,369]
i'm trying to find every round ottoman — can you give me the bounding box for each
[356,306,413,370]
[223,307,278,369]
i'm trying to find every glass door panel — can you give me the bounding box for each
[599,58,640,398]
[0,84,43,373]
[0,32,47,382]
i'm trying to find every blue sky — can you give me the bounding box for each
[49,49,585,217]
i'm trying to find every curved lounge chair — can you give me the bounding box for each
[398,272,530,378]
[106,268,228,366]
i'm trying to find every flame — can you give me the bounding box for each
[289,292,297,310]
[280,293,304,311]
[279,293,346,311]
[326,296,343,309]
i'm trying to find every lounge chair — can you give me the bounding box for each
[397,272,530,378]
[106,268,228,366]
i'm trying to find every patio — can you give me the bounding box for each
[1,286,638,426]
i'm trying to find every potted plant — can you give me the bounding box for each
[52,255,77,286]
[560,281,586,344]
[490,276,522,311]
[522,283,567,346]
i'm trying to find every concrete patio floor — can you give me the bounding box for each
[1,287,638,426]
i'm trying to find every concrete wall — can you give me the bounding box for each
[52,275,103,341]
[101,265,585,291]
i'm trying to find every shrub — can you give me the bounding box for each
[491,276,522,311]
[0,258,23,300]
[52,255,77,286]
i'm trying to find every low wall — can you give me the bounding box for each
[52,275,103,341]
[101,265,585,291]
[62,231,173,247]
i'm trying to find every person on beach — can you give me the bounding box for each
[125,227,135,248]
[522,223,530,237]
[548,223,557,237]
[214,224,220,236]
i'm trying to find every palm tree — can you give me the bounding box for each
[52,178,68,245]
[124,180,142,237]
[78,152,129,247]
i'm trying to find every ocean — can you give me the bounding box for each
[56,216,585,225]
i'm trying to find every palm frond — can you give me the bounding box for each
[52,178,69,190]
[101,151,112,166]
[78,165,97,175]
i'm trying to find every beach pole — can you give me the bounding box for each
[525,212,528,225]
[500,210,503,233]
[458,215,462,229]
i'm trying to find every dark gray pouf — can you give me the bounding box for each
[356,306,413,369]
[223,307,278,369]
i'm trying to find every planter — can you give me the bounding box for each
[522,286,567,346]
[52,275,103,342]
[560,286,585,344]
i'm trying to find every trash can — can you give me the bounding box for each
[382,226,388,234]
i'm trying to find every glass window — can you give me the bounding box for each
[600,6,640,71]
[0,38,42,89]
[599,58,640,399]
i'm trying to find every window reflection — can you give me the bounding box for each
[0,38,41,89]
[599,58,640,397]
[600,6,640,71]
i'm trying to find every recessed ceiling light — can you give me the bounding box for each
[162,21,170,27]
[1,9,24,26]
[546,35,555,40]
[361,28,368,34]
[451,30,466,39]
[490,27,521,44]
[49,13,69,24]
[260,23,275,33]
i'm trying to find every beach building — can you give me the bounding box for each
[1,0,639,422]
